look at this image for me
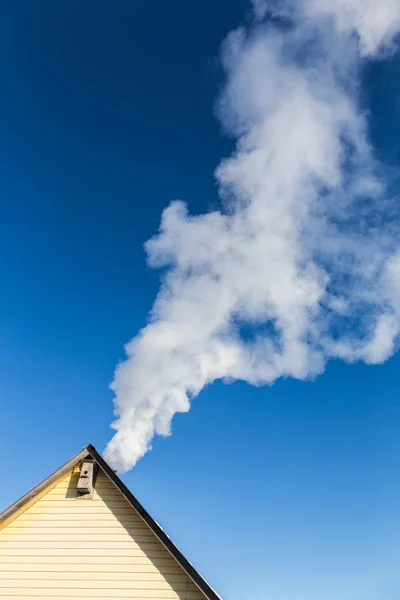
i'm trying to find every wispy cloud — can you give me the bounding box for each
[105,0,400,472]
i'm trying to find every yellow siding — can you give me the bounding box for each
[0,469,207,600]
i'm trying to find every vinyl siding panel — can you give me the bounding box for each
[0,469,207,600]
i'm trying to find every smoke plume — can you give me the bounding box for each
[105,0,400,472]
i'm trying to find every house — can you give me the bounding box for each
[0,444,221,600]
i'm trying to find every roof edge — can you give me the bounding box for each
[0,445,91,530]
[85,445,222,600]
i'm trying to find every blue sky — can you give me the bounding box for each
[1,1,400,599]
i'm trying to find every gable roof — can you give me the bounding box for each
[0,443,222,600]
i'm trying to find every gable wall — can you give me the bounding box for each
[0,468,207,599]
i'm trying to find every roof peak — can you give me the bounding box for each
[0,443,222,600]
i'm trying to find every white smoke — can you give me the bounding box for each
[104,0,400,472]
